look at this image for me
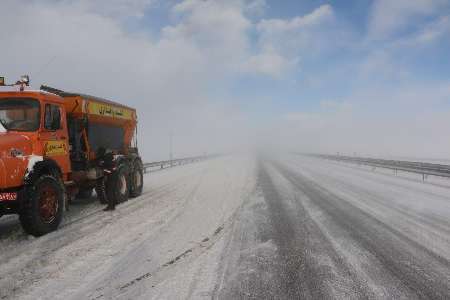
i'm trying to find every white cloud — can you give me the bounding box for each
[360,12,450,82]
[165,0,251,72]
[166,1,335,78]
[245,0,267,17]
[257,4,333,34]
[28,0,158,19]
[245,4,334,78]
[403,15,450,46]
[368,0,448,40]
[242,50,297,77]
[359,50,410,81]
[172,0,202,13]
[83,0,157,18]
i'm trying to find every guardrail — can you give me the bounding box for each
[143,155,217,173]
[308,154,450,181]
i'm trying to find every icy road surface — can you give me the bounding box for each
[0,155,449,299]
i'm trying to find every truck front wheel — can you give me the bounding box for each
[19,175,64,237]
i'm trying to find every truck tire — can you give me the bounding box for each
[106,165,129,205]
[19,175,64,237]
[129,159,143,198]
[76,188,93,199]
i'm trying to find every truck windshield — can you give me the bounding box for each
[0,98,40,131]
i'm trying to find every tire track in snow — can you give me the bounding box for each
[74,165,230,299]
[215,157,450,299]
[117,223,226,295]
[272,160,450,299]
[0,171,202,300]
[215,160,371,299]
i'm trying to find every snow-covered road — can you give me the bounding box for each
[0,155,449,299]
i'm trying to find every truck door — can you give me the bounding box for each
[40,102,71,177]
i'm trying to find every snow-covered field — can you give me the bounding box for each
[0,154,449,299]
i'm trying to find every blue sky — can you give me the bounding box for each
[2,0,450,159]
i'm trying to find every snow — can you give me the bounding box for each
[25,155,43,176]
[0,154,448,299]
[0,155,257,299]
[278,155,450,261]
[0,122,5,133]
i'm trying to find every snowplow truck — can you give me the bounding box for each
[0,76,143,236]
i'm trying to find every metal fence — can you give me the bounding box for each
[143,155,216,173]
[308,154,450,180]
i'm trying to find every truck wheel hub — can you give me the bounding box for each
[39,185,58,223]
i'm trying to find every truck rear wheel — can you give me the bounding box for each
[19,175,64,237]
[129,159,143,198]
[106,165,129,205]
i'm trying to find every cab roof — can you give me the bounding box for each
[0,87,63,101]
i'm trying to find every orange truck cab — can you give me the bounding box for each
[0,76,143,236]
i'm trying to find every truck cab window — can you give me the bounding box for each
[0,98,40,131]
[44,104,61,130]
